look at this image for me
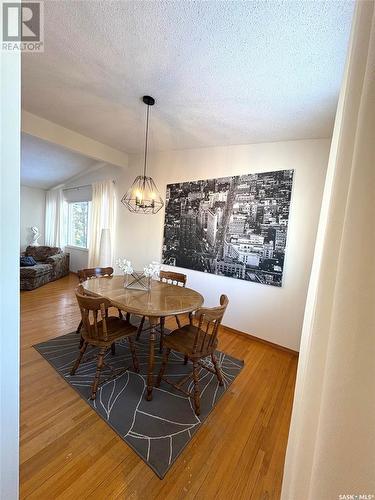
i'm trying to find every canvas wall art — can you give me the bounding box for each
[162,169,294,287]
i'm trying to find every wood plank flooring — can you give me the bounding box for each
[20,274,298,499]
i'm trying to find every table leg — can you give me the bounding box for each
[146,316,158,401]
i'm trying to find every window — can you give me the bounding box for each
[67,201,90,248]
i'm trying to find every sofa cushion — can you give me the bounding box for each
[20,263,53,277]
[20,264,54,291]
[25,245,62,261]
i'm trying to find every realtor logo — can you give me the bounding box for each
[2,2,44,52]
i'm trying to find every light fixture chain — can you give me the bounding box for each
[143,102,150,179]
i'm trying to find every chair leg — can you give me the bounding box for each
[91,347,106,400]
[111,342,116,356]
[76,319,82,334]
[211,353,224,386]
[192,362,201,416]
[175,314,181,329]
[125,312,131,322]
[70,341,88,375]
[79,335,84,349]
[184,355,188,365]
[136,316,145,340]
[128,336,139,373]
[156,348,171,387]
[159,317,165,353]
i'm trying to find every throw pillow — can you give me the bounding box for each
[20,256,37,267]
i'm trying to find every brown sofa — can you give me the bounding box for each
[20,246,70,290]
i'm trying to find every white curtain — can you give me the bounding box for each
[281,2,375,499]
[88,180,117,268]
[45,188,66,247]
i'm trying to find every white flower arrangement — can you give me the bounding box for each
[116,258,161,280]
[116,258,134,275]
[143,261,161,279]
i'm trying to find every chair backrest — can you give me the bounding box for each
[192,295,229,354]
[159,270,187,287]
[77,266,114,283]
[75,285,112,342]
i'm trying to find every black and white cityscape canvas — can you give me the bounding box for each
[162,169,294,287]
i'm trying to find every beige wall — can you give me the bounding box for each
[20,185,46,251]
[115,139,330,351]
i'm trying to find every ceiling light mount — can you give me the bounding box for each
[142,95,155,106]
[121,95,164,214]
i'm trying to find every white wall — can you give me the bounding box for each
[0,44,20,499]
[20,185,46,251]
[116,139,330,351]
[66,246,89,273]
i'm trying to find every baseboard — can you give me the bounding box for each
[222,324,299,357]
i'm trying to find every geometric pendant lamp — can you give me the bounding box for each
[121,96,164,214]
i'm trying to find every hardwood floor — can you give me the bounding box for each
[20,274,298,499]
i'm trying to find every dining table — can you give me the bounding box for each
[82,275,204,401]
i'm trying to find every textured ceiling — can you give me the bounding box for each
[21,133,97,189]
[22,0,354,154]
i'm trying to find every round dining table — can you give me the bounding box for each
[82,275,204,400]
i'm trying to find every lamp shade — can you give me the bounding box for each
[121,175,164,214]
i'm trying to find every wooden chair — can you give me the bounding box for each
[136,270,187,353]
[156,294,229,416]
[76,267,123,336]
[70,285,139,400]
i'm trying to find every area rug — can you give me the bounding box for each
[34,327,244,478]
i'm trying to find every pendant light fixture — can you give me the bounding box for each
[121,96,164,214]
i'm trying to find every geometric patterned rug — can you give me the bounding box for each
[33,327,244,478]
